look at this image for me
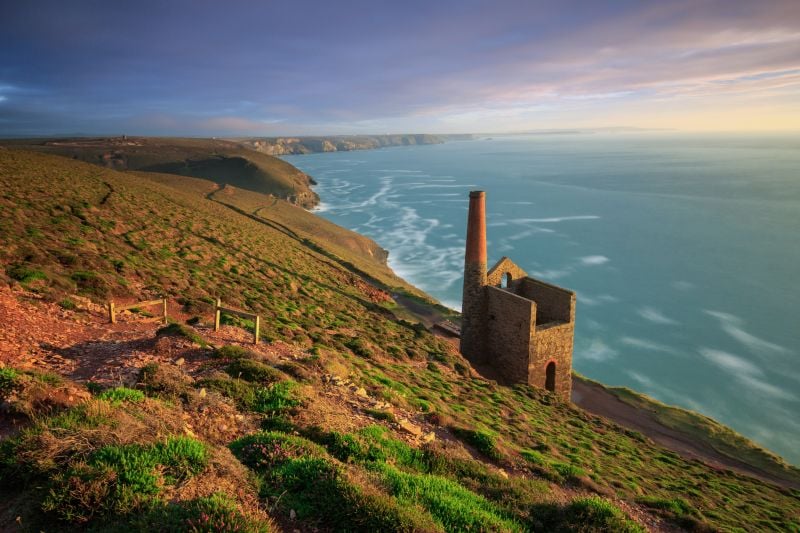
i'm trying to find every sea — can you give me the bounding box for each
[282,132,800,464]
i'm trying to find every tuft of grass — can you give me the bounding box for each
[58,298,77,310]
[253,381,302,415]
[225,358,283,384]
[452,427,503,461]
[376,463,521,532]
[365,408,396,423]
[213,345,254,360]
[561,496,645,533]
[127,493,271,533]
[0,367,20,396]
[156,322,207,347]
[97,387,145,405]
[6,264,47,284]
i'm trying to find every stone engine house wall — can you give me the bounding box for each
[460,191,576,402]
[485,286,534,383]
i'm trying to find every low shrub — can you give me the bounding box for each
[214,345,254,360]
[156,323,207,347]
[6,264,47,284]
[225,359,283,384]
[43,436,208,522]
[127,492,271,532]
[138,363,194,399]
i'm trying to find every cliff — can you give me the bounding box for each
[238,134,473,155]
[0,147,797,532]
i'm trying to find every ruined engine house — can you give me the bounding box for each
[460,191,576,401]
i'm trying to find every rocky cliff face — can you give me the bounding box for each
[241,134,471,155]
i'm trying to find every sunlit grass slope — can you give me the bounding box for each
[1,137,319,207]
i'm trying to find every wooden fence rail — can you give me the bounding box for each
[108,298,168,324]
[214,298,260,344]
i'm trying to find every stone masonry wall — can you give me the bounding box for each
[485,286,534,383]
[517,278,574,324]
[486,257,529,287]
[460,262,487,364]
[529,322,574,401]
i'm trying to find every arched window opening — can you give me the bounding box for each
[545,362,556,393]
[501,272,512,289]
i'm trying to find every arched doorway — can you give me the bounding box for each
[545,362,556,392]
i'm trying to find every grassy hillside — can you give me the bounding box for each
[1,137,319,208]
[575,374,800,487]
[0,148,798,532]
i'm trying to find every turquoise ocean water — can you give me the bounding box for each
[283,133,800,463]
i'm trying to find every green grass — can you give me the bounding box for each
[125,493,271,532]
[6,264,47,283]
[41,436,208,522]
[225,358,284,384]
[377,463,521,532]
[452,427,503,461]
[97,386,145,404]
[0,367,20,396]
[575,374,800,485]
[560,496,645,533]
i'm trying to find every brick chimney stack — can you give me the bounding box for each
[460,191,487,361]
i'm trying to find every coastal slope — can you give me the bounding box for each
[0,148,798,532]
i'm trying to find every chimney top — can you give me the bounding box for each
[469,190,485,198]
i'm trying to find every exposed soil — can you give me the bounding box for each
[572,378,799,490]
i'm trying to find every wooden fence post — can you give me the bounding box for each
[162,298,168,324]
[254,315,260,345]
[214,298,221,332]
[108,301,116,324]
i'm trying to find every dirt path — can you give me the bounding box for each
[572,378,799,490]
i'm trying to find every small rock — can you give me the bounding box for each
[355,387,368,398]
[498,469,509,479]
[199,387,207,398]
[289,509,297,520]
[175,357,185,366]
[398,418,422,437]
[422,431,436,443]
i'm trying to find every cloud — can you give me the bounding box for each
[2,0,800,133]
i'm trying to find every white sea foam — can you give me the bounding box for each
[637,306,678,325]
[620,336,674,354]
[579,339,619,362]
[510,215,600,224]
[580,255,609,266]
[703,310,789,355]
[699,347,762,376]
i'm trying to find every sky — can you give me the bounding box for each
[1,0,799,136]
